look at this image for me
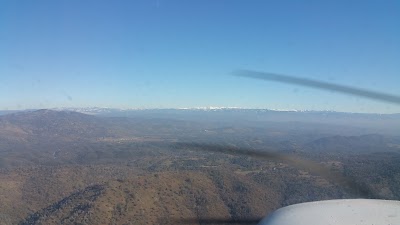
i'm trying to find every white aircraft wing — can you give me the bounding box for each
[259,199,400,225]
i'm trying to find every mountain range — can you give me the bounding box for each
[0,109,399,224]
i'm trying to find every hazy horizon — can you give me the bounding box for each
[2,106,400,115]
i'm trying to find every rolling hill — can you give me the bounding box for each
[0,109,399,224]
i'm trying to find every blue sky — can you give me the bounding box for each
[1,0,399,113]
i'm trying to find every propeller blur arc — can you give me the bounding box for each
[233,70,400,105]
[174,143,378,199]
